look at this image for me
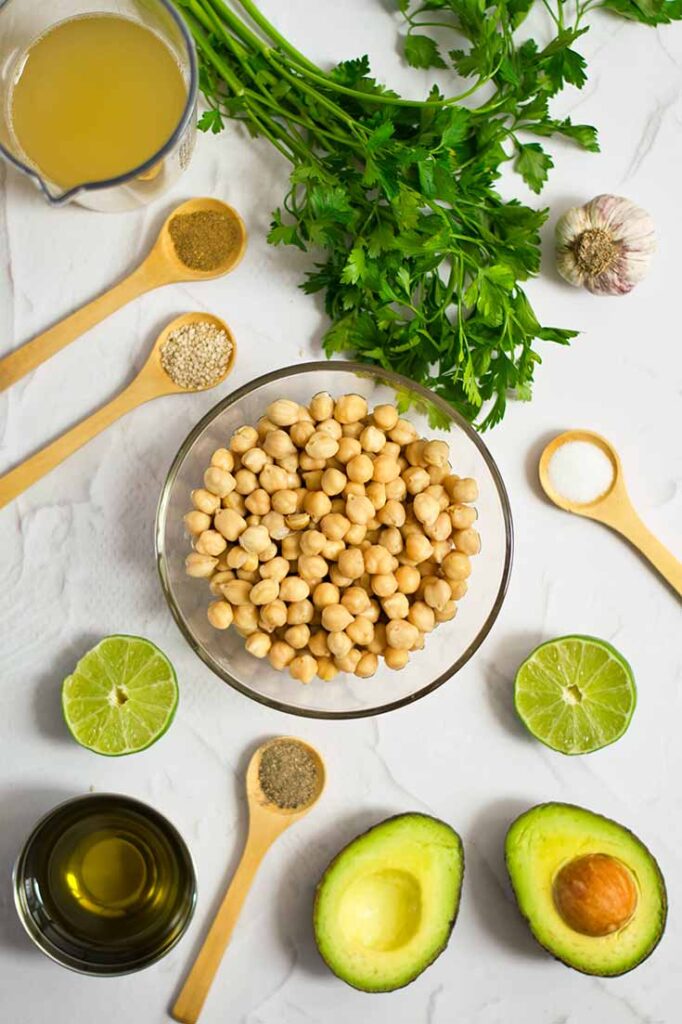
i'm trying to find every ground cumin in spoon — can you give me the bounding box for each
[169,210,242,271]
[258,740,320,809]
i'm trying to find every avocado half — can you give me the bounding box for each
[506,802,667,977]
[314,813,464,992]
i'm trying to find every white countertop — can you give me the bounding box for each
[1,3,681,1022]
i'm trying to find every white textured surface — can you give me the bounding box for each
[1,4,681,1022]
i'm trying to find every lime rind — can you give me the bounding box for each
[514,635,636,755]
[62,635,178,757]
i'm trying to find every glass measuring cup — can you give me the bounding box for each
[0,0,198,211]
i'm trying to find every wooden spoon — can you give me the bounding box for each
[0,197,246,391]
[539,429,682,596]
[172,737,326,1024]
[0,312,236,510]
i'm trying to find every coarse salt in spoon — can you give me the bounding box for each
[172,737,325,1024]
[0,312,236,510]
[539,429,682,596]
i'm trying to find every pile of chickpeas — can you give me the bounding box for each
[183,393,479,684]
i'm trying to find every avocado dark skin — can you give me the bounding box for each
[313,813,464,993]
[505,802,667,977]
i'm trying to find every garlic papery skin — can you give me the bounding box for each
[555,195,656,296]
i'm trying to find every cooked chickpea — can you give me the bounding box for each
[341,615,372,647]
[424,511,452,543]
[449,580,468,600]
[290,420,315,449]
[222,491,246,514]
[435,599,458,623]
[269,641,295,669]
[204,466,236,497]
[384,647,409,670]
[266,399,300,427]
[448,504,476,530]
[195,530,227,557]
[233,604,259,634]
[320,512,350,541]
[344,523,366,546]
[234,469,258,496]
[346,493,375,525]
[359,424,386,454]
[211,509,244,543]
[376,498,405,528]
[320,467,347,496]
[381,592,409,620]
[403,466,430,496]
[442,551,472,581]
[271,489,298,514]
[237,568,259,583]
[279,576,310,602]
[209,570,235,596]
[255,556,288,584]
[445,476,479,503]
[430,540,451,564]
[286,512,311,531]
[337,547,365,580]
[245,632,272,659]
[256,416,277,439]
[365,482,386,511]
[260,599,288,631]
[317,418,343,441]
[304,431,339,461]
[322,538,345,561]
[344,481,366,498]
[209,451,234,476]
[311,582,338,609]
[207,600,233,629]
[372,455,400,483]
[329,565,353,588]
[384,477,407,502]
[363,545,394,575]
[285,624,310,650]
[298,530,324,556]
[249,579,279,606]
[245,489,271,516]
[339,586,370,616]
[453,528,481,555]
[321,604,354,633]
[345,454,373,484]
[184,510,211,535]
[334,648,362,673]
[405,440,426,467]
[387,565,417,596]
[408,601,436,633]
[334,394,367,424]
[303,491,332,520]
[298,554,328,581]
[302,470,322,492]
[185,552,218,578]
[226,547,248,570]
[404,533,434,563]
[308,630,330,658]
[412,493,440,528]
[239,525,270,555]
[355,652,378,678]
[317,657,338,681]
[372,404,398,431]
[240,447,269,475]
[262,429,295,460]
[327,631,353,658]
[284,467,302,486]
[336,437,362,464]
[230,425,258,454]
[310,391,334,421]
[386,619,419,650]
[422,439,449,468]
[425,484,448,511]
[221,579,252,605]
[378,526,402,556]
[290,654,318,684]
[191,488,221,515]
[281,534,301,561]
[423,578,451,611]
[257,511,286,541]
[371,574,398,598]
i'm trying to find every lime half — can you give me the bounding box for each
[62,635,178,756]
[514,636,636,755]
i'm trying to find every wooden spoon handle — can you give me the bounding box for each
[608,506,682,597]
[0,262,158,392]
[172,831,274,1024]
[0,378,151,509]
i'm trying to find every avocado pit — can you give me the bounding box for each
[553,853,638,937]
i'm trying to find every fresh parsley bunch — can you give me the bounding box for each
[179,0,680,428]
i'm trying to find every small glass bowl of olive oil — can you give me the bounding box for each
[13,793,197,975]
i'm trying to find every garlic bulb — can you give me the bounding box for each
[555,195,655,296]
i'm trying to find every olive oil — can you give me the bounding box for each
[14,794,196,974]
[9,15,187,189]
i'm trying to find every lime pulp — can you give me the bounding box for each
[62,635,178,756]
[514,635,636,755]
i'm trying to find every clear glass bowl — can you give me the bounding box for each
[156,362,513,719]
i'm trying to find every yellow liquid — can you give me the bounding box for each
[9,14,187,189]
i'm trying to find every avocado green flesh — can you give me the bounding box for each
[506,803,666,977]
[314,814,463,992]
